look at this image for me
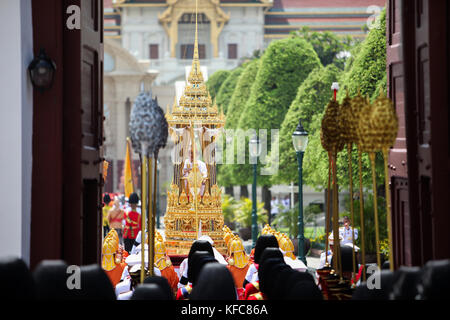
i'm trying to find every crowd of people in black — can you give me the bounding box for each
[1,231,449,300]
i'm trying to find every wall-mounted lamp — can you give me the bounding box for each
[28,49,56,92]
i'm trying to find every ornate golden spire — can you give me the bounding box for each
[194,0,199,60]
[165,0,224,127]
[188,0,203,85]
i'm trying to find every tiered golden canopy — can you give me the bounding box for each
[163,6,226,255]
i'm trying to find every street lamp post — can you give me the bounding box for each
[249,135,261,248]
[292,120,309,265]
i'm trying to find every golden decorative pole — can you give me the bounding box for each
[324,155,332,268]
[320,83,344,279]
[352,91,368,280]
[147,156,154,277]
[152,156,158,272]
[130,89,168,279]
[369,152,381,268]
[370,90,398,271]
[126,137,135,191]
[140,144,148,283]
[357,95,383,268]
[382,149,394,270]
[357,148,366,280]
[331,151,341,277]
[339,93,357,283]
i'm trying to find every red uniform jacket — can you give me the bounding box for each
[123,211,141,239]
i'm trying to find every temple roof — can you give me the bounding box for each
[106,0,386,41]
[265,0,387,39]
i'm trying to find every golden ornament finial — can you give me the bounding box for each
[351,93,369,148]
[339,94,354,145]
[356,88,395,153]
[321,99,344,153]
[357,101,375,153]
[370,91,398,150]
[194,0,199,61]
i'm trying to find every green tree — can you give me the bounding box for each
[235,37,321,187]
[272,202,320,239]
[298,8,387,191]
[216,161,234,188]
[337,8,387,101]
[215,67,244,114]
[273,64,340,184]
[292,27,353,69]
[221,194,237,227]
[342,39,363,74]
[234,197,268,228]
[206,70,231,101]
[217,59,261,191]
[225,59,260,129]
[301,113,330,189]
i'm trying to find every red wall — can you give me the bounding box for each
[30,0,65,269]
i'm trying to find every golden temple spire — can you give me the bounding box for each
[164,0,224,128]
[188,0,203,85]
[193,0,199,61]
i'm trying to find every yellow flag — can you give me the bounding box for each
[103,160,109,181]
[124,138,134,198]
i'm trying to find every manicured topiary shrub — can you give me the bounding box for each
[215,67,244,114]
[233,37,321,186]
[337,8,387,102]
[206,70,231,102]
[298,9,387,191]
[217,59,260,189]
[274,64,340,184]
[225,59,260,129]
[292,27,353,69]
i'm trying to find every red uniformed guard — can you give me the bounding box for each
[123,193,141,253]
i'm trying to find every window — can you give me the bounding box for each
[179,13,210,24]
[228,44,237,59]
[180,44,206,59]
[149,44,159,60]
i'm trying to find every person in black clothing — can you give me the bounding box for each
[190,263,237,300]
[243,234,279,289]
[178,240,215,287]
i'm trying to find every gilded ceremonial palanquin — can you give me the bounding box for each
[163,22,227,255]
